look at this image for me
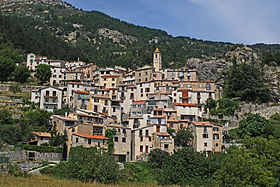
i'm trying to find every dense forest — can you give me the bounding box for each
[0,0,279,69]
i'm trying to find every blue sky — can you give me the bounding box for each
[64,0,280,44]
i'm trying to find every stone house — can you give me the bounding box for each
[189,121,223,153]
[71,133,108,150]
[31,86,63,112]
[32,132,51,146]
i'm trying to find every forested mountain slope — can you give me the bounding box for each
[0,0,279,68]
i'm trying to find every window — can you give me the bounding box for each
[174,93,176,96]
[88,139,91,145]
[76,138,78,143]
[164,144,169,150]
[139,130,143,136]
[145,146,149,153]
[213,127,219,131]
[113,107,116,112]
[139,73,141,76]
[123,129,126,134]
[140,145,143,152]
[40,137,44,141]
[199,84,203,88]
[204,127,207,133]
[174,99,176,103]
[114,137,119,142]
[187,84,191,88]
[112,78,115,81]
[132,112,136,115]
[137,112,141,115]
[206,84,211,90]
[149,137,152,142]
[133,105,136,108]
[216,143,219,147]
[53,91,56,96]
[98,142,100,147]
[204,143,207,147]
[202,134,209,138]
[145,130,149,136]
[213,134,219,139]
[122,137,126,142]
[180,84,183,88]
[140,137,143,142]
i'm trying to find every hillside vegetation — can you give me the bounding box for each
[0,0,279,69]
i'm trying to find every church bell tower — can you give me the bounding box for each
[153,48,162,72]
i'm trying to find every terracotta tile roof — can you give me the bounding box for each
[91,94,110,99]
[132,100,146,104]
[155,133,170,136]
[101,75,119,77]
[52,115,77,121]
[175,103,197,107]
[154,48,160,53]
[77,113,103,119]
[167,119,179,122]
[73,133,108,140]
[73,90,89,94]
[32,132,51,138]
[192,121,212,127]
[177,89,192,92]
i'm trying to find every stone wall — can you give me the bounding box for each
[0,84,44,93]
[0,150,62,162]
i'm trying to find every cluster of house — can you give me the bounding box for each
[30,48,224,162]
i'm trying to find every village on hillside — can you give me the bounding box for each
[27,48,224,162]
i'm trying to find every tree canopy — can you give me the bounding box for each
[13,65,30,83]
[223,62,270,103]
[36,64,52,84]
[174,127,193,147]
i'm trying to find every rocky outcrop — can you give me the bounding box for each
[0,0,72,8]
[98,28,137,44]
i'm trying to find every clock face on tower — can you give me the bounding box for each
[155,59,158,63]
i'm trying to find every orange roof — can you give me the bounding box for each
[52,115,76,121]
[132,100,146,104]
[192,121,212,127]
[32,132,51,138]
[155,132,170,136]
[103,74,118,77]
[177,89,192,92]
[175,103,197,107]
[73,90,89,94]
[167,119,179,122]
[73,133,108,140]
[154,48,160,53]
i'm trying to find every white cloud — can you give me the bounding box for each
[186,0,280,44]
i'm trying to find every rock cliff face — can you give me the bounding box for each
[186,46,280,101]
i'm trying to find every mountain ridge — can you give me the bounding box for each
[0,0,279,68]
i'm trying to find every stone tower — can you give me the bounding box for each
[153,48,162,72]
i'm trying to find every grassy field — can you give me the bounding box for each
[0,174,175,187]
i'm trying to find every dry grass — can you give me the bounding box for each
[0,174,174,187]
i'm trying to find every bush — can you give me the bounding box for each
[42,146,120,184]
[8,164,28,177]
[148,149,169,169]
[159,148,215,186]
[123,162,156,184]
